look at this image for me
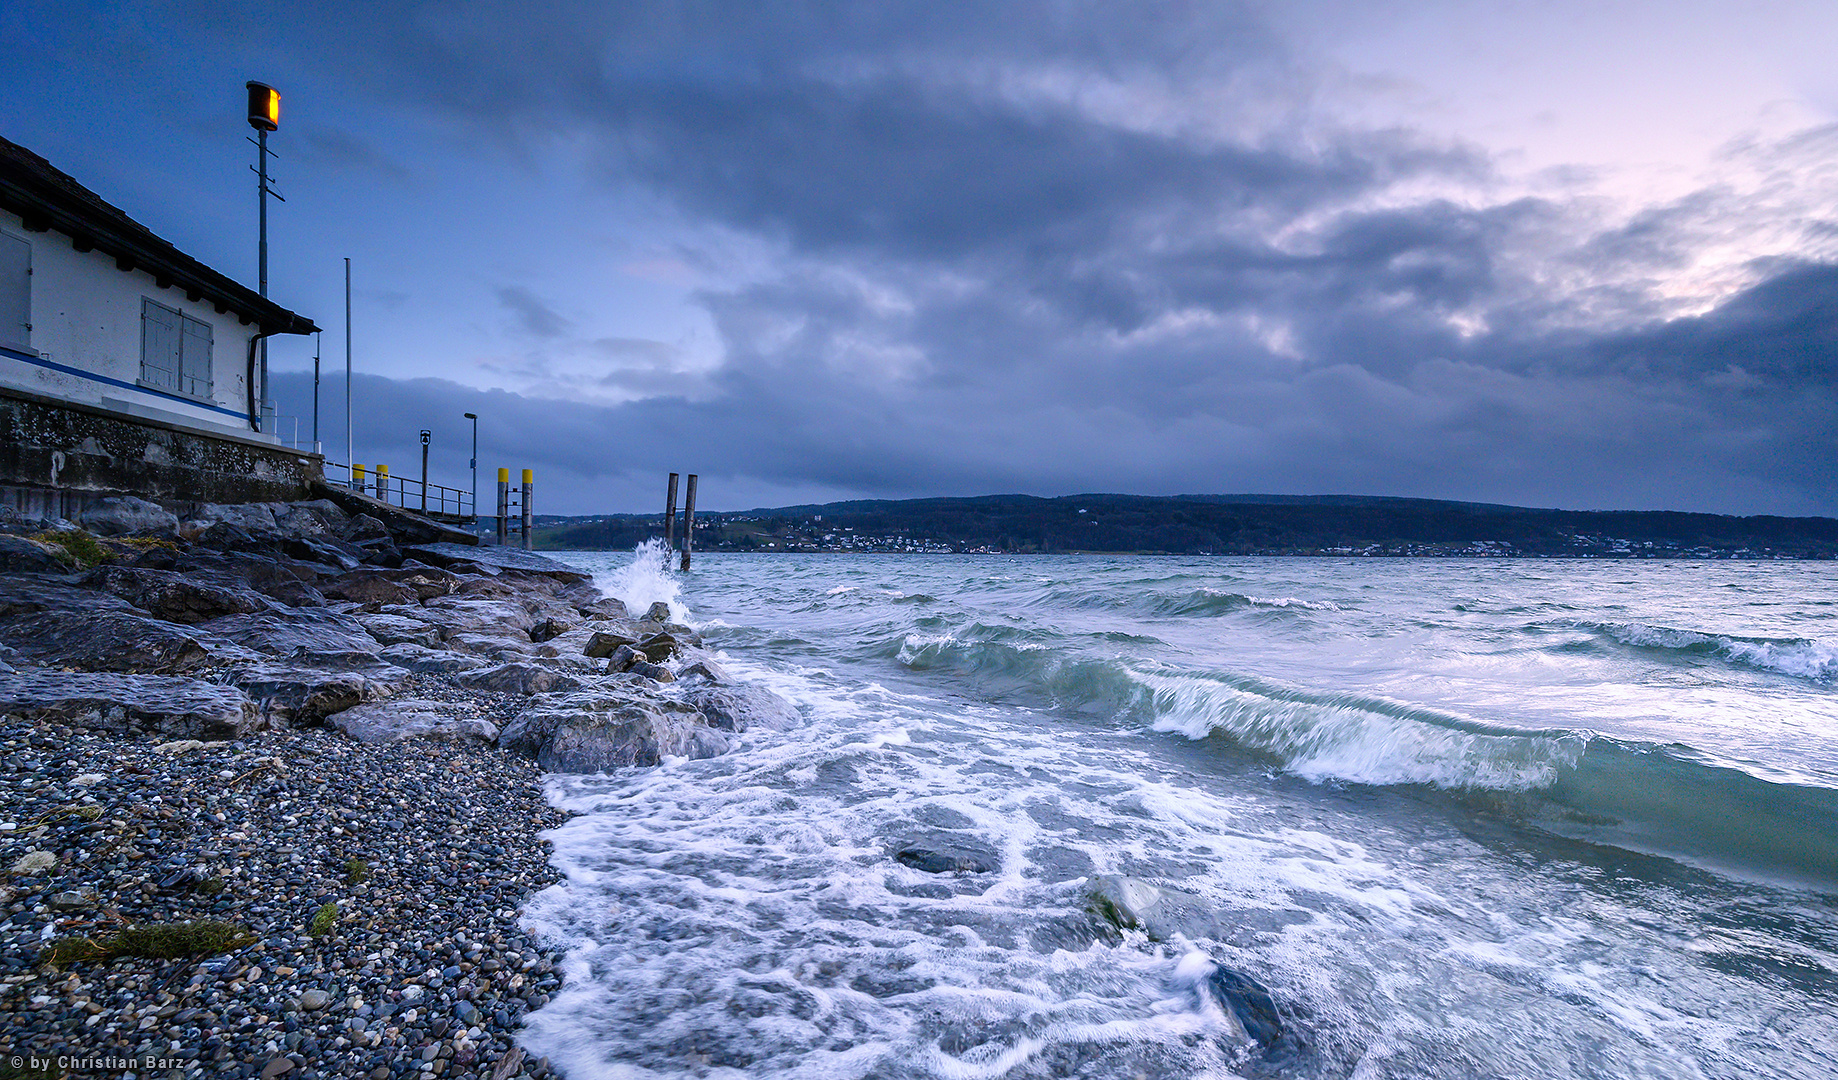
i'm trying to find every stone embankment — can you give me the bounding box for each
[0,495,797,1080]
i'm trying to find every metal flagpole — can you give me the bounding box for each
[344,257,353,485]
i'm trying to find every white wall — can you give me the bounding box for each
[0,206,266,437]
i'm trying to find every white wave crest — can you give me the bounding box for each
[1604,623,1838,680]
[593,538,688,621]
[1131,669,1583,790]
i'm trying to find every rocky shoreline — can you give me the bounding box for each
[0,493,798,1080]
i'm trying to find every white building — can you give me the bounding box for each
[0,134,316,439]
[0,135,322,516]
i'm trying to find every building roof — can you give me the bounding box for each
[0,135,319,336]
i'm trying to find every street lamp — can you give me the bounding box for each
[464,412,478,530]
[245,81,282,432]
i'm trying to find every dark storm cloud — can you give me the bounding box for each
[242,2,1838,512]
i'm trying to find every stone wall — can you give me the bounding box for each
[0,384,320,517]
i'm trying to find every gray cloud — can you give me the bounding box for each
[496,286,573,338]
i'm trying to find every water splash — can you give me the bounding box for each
[594,539,688,621]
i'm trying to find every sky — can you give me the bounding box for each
[3,0,1835,516]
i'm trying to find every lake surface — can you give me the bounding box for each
[521,549,1838,1079]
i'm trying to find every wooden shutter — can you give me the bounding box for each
[140,299,181,391]
[180,313,212,398]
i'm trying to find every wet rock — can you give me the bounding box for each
[0,668,260,736]
[529,616,575,643]
[186,502,283,538]
[377,642,486,674]
[77,495,180,537]
[342,513,391,544]
[0,577,134,618]
[894,836,1000,874]
[274,500,351,538]
[1205,962,1285,1050]
[328,700,498,745]
[0,609,222,673]
[296,989,333,1012]
[454,662,585,696]
[678,657,733,684]
[582,630,639,659]
[401,543,590,585]
[644,602,672,623]
[634,632,682,663]
[416,595,541,638]
[1086,875,1232,942]
[200,608,382,658]
[223,663,386,727]
[626,660,676,683]
[279,536,363,572]
[682,684,800,733]
[500,689,731,771]
[323,564,461,606]
[577,596,628,620]
[355,612,446,649]
[81,564,270,623]
[0,534,73,573]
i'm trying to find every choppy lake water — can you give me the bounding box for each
[521,550,1838,1079]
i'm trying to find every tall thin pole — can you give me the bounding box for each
[257,127,269,431]
[679,474,698,571]
[311,331,320,451]
[344,258,352,484]
[665,472,679,550]
[466,413,478,527]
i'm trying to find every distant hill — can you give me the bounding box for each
[529,493,1838,558]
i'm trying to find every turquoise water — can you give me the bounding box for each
[521,552,1838,1079]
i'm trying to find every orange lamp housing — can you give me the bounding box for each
[246,81,280,132]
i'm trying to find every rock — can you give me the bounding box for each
[644,602,672,623]
[81,564,271,623]
[626,660,676,683]
[634,632,681,663]
[894,837,1000,874]
[402,543,590,584]
[275,500,351,538]
[10,850,56,875]
[328,700,499,745]
[582,630,639,659]
[499,689,732,771]
[682,684,800,733]
[0,577,134,618]
[323,565,461,606]
[0,609,222,673]
[602,643,645,673]
[343,513,391,543]
[193,521,270,552]
[1205,962,1285,1050]
[355,612,446,649]
[0,533,73,573]
[187,502,283,538]
[49,888,96,910]
[224,663,387,727]
[0,668,259,736]
[577,596,628,620]
[679,657,732,684]
[297,989,332,1012]
[529,616,575,642]
[77,495,180,537]
[279,536,363,572]
[377,642,485,674]
[454,662,585,696]
[199,608,382,657]
[416,595,541,638]
[1086,875,1232,942]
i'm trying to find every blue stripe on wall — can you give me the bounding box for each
[0,345,247,420]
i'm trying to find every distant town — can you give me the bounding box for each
[524,494,1838,559]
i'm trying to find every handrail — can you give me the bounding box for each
[323,460,475,520]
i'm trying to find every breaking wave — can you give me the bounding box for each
[1589,621,1838,680]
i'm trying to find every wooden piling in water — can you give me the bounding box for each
[665,472,679,551]
[680,474,697,571]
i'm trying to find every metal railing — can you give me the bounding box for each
[323,461,475,521]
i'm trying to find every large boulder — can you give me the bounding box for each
[81,565,270,624]
[274,500,351,538]
[184,502,283,539]
[681,683,799,733]
[198,608,382,658]
[0,578,133,619]
[328,699,497,745]
[223,662,388,727]
[581,629,639,658]
[322,564,461,606]
[0,609,227,674]
[77,496,179,538]
[1086,876,1232,943]
[454,662,585,696]
[378,642,486,674]
[499,689,732,771]
[894,836,1001,874]
[0,534,73,574]
[355,612,446,649]
[402,543,591,585]
[0,669,259,737]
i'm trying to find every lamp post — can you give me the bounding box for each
[419,429,432,512]
[245,81,282,432]
[464,412,478,528]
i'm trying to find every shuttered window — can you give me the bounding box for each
[0,232,28,353]
[140,298,211,399]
